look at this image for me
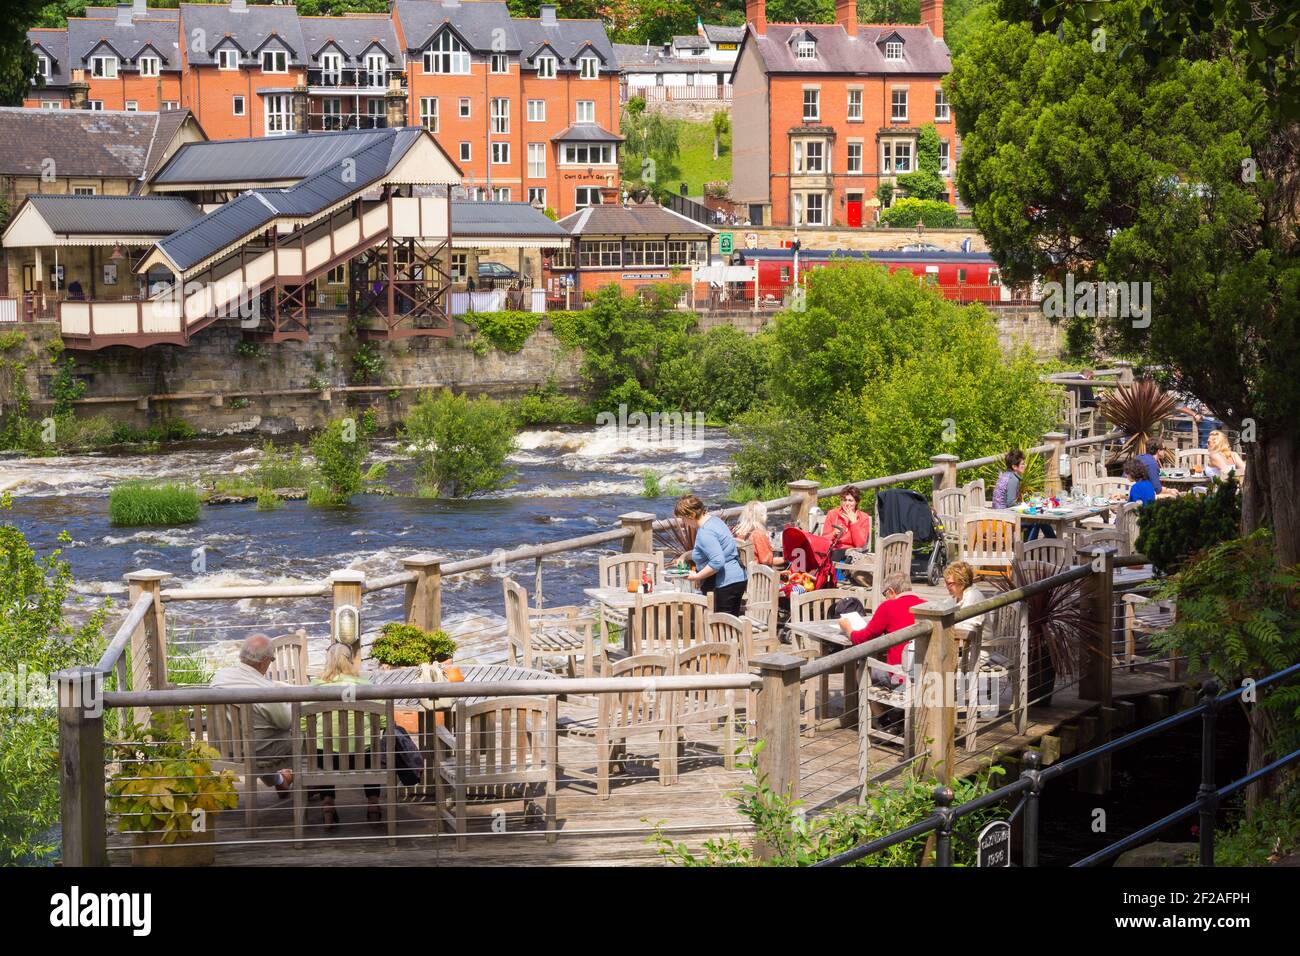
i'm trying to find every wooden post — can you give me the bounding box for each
[1077,546,1115,795]
[618,511,656,554]
[402,554,443,632]
[930,453,958,493]
[788,479,820,531]
[329,570,365,645]
[125,570,168,725]
[56,666,107,867]
[911,600,958,784]
[1042,431,1067,497]
[753,652,803,858]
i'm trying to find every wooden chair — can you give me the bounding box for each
[503,576,596,677]
[959,510,1021,580]
[292,700,397,847]
[673,642,740,773]
[1021,537,1072,568]
[862,645,912,758]
[933,487,967,555]
[624,591,708,658]
[964,479,987,510]
[968,600,1027,734]
[1113,500,1142,555]
[1075,406,1096,439]
[184,702,260,832]
[789,586,868,735]
[1176,448,1210,472]
[742,563,779,655]
[1122,593,1178,678]
[269,629,309,685]
[706,611,753,664]
[1074,529,1127,562]
[433,696,558,849]
[868,532,914,608]
[1071,455,1100,484]
[1078,477,1132,500]
[595,552,664,643]
[585,654,677,798]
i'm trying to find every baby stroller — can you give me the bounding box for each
[780,525,841,592]
[875,488,947,587]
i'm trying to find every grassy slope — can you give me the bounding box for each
[661,118,732,199]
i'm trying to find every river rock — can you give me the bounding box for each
[1113,842,1198,867]
[205,488,308,505]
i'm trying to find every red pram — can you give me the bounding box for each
[780,525,842,594]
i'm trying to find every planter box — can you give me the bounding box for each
[131,827,215,867]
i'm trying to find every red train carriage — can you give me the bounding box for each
[732,246,1011,304]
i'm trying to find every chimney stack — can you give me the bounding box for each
[385,75,407,128]
[133,0,147,13]
[69,69,90,110]
[116,3,132,27]
[746,0,766,37]
[835,0,857,35]
[920,0,943,39]
[230,0,247,12]
[540,4,557,25]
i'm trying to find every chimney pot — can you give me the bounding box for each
[746,0,767,37]
[116,3,132,26]
[835,0,857,35]
[920,0,944,39]
[540,4,557,24]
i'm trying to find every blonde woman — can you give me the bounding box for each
[308,643,382,829]
[733,500,774,567]
[1207,431,1245,479]
[943,561,986,637]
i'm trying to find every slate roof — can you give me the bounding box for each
[701,24,745,44]
[394,0,521,52]
[612,43,665,68]
[83,5,180,19]
[67,16,183,72]
[552,122,623,143]
[0,106,192,180]
[672,35,709,51]
[557,202,713,237]
[300,15,400,63]
[151,127,399,186]
[155,127,427,272]
[23,194,204,235]
[514,17,616,69]
[746,23,950,74]
[451,201,568,239]
[28,29,69,89]
[179,2,306,67]
[614,42,732,74]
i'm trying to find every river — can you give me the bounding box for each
[1,424,735,668]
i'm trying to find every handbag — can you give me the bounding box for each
[386,726,423,787]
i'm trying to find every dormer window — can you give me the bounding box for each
[797,40,816,60]
[885,41,903,60]
[365,52,387,86]
[424,31,470,75]
[91,54,118,79]
[138,55,160,77]
[217,48,238,70]
[536,55,557,78]
[261,49,288,74]
[578,55,599,79]
[320,51,342,80]
[34,53,49,79]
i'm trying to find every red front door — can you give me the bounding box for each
[846,200,863,228]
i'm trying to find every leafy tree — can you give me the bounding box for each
[308,412,378,507]
[0,493,108,864]
[711,110,730,161]
[728,405,826,490]
[400,390,517,498]
[947,2,1300,562]
[1135,478,1242,574]
[619,110,682,201]
[894,124,947,200]
[878,197,959,227]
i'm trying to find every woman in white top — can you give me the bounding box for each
[1207,430,1246,479]
[944,561,986,636]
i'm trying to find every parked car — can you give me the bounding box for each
[476,261,522,284]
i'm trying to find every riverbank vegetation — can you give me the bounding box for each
[108,481,202,527]
[401,389,517,498]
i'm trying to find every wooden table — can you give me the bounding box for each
[1008,501,1112,533]
[1159,472,1210,490]
[372,663,557,709]
[786,618,860,729]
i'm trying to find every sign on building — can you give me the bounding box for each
[718,232,733,255]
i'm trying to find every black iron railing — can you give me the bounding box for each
[814,662,1300,867]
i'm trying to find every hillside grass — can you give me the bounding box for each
[662,118,732,199]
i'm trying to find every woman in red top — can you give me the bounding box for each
[821,485,871,549]
[838,573,925,715]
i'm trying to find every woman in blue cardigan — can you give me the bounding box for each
[674,493,749,616]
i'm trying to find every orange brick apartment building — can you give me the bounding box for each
[25,0,622,218]
[730,0,956,228]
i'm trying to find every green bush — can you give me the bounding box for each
[349,342,385,385]
[400,389,517,498]
[1135,478,1241,574]
[254,441,314,490]
[463,311,545,353]
[894,124,947,202]
[308,413,376,507]
[0,495,108,864]
[728,405,826,491]
[108,482,201,526]
[515,382,591,426]
[683,325,771,422]
[878,197,960,228]
[370,622,457,667]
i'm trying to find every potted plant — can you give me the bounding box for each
[993,559,1100,708]
[370,622,458,672]
[1098,379,1177,464]
[107,713,239,866]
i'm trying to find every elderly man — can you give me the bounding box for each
[211,634,294,794]
[839,573,926,716]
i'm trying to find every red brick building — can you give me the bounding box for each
[25,1,622,218]
[730,0,955,228]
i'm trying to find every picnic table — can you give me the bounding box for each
[786,619,860,729]
[371,663,557,709]
[1009,499,1113,532]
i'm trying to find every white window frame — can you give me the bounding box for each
[34,54,50,79]
[459,142,471,162]
[424,31,470,75]
[490,97,509,134]
[320,52,343,80]
[490,53,509,74]
[365,52,387,87]
[575,100,595,123]
[803,192,825,226]
[527,99,545,122]
[528,142,546,179]
[91,55,118,79]
[804,140,825,174]
[420,96,438,132]
[491,142,510,165]
[891,88,908,122]
[882,138,913,173]
[217,48,238,71]
[939,140,950,175]
[73,185,97,195]
[885,41,903,61]
[163,100,178,110]
[796,40,816,60]
[578,56,599,79]
[535,55,556,79]
[124,100,138,111]
[458,97,471,118]
[261,49,288,74]
[579,240,621,267]
[802,88,819,122]
[232,94,245,116]
[561,143,614,165]
[575,186,602,208]
[528,186,547,206]
[137,55,160,78]
[935,88,951,122]
[264,93,293,135]
[847,89,863,122]
[492,186,511,202]
[450,252,467,282]
[624,240,665,267]
[846,142,863,175]
[326,265,345,285]
[88,100,104,110]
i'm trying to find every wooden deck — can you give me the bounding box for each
[105,663,1185,867]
